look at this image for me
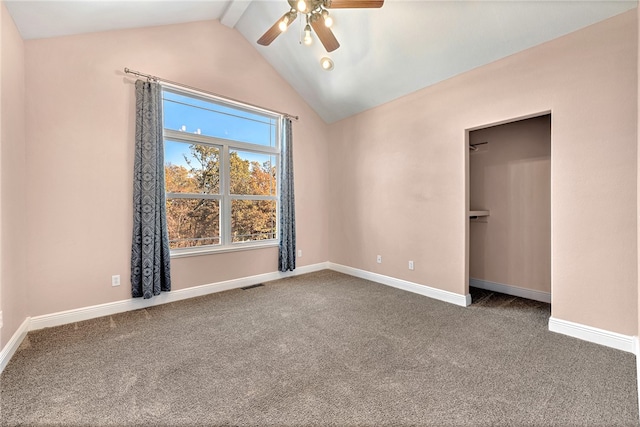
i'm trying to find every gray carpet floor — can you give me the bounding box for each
[1,270,638,426]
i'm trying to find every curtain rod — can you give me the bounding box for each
[124,67,299,121]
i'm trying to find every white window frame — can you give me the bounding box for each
[162,86,281,257]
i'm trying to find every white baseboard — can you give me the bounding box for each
[548,316,636,354]
[29,262,329,332]
[3,262,637,378]
[328,262,471,307]
[27,261,469,333]
[469,278,551,304]
[0,317,30,374]
[1,263,328,374]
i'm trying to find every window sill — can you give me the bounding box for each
[170,241,279,259]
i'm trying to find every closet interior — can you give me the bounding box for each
[468,114,551,303]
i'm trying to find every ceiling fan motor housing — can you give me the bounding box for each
[287,0,330,13]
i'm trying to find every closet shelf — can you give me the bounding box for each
[469,210,490,218]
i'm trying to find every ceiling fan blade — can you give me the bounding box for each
[310,19,340,52]
[257,12,293,46]
[326,0,383,8]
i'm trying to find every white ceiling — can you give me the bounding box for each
[5,0,637,123]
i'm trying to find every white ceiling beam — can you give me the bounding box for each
[220,0,252,28]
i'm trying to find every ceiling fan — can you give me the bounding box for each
[257,0,384,53]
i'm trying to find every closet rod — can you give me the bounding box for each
[469,141,488,151]
[124,67,299,121]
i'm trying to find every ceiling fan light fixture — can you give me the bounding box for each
[278,16,289,32]
[321,9,333,27]
[303,24,313,45]
[297,0,307,12]
[320,57,334,71]
[278,10,297,32]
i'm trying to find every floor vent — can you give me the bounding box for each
[241,284,264,291]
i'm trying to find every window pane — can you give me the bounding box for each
[166,198,220,248]
[230,150,277,196]
[163,91,277,147]
[165,140,220,194]
[231,199,277,243]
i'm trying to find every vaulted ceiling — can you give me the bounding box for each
[5,0,637,123]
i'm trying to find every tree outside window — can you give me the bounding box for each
[162,89,280,253]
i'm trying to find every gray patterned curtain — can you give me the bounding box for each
[279,118,296,272]
[131,80,171,298]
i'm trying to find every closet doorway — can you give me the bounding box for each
[466,114,551,304]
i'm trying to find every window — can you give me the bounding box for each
[162,88,281,255]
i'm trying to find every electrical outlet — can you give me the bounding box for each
[377,255,382,264]
[409,261,415,270]
[297,249,302,258]
[112,275,121,287]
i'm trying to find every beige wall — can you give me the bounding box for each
[637,3,640,382]
[469,115,551,293]
[1,2,28,348]
[329,11,637,335]
[0,0,4,347]
[23,20,330,317]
